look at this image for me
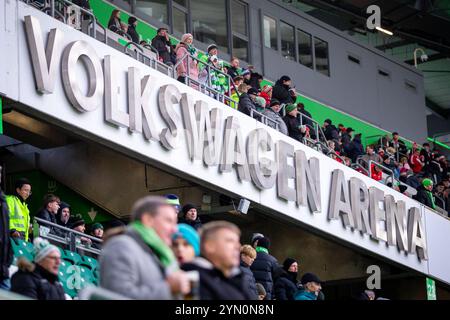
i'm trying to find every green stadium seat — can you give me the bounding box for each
[79,256,98,270]
[10,238,33,263]
[16,239,34,255]
[64,250,82,265]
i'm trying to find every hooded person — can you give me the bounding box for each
[250,237,279,300]
[274,258,299,300]
[179,204,202,230]
[11,238,66,300]
[172,223,200,265]
[55,202,70,228]
[272,75,295,105]
[127,16,140,43]
[414,178,436,209]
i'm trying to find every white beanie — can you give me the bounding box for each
[33,237,59,263]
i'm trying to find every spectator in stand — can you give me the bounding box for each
[152,27,175,66]
[274,258,300,300]
[227,57,241,80]
[414,178,436,209]
[90,223,104,250]
[390,132,407,156]
[409,149,424,174]
[11,238,65,300]
[382,154,399,177]
[259,85,273,107]
[241,69,251,86]
[36,194,66,238]
[347,134,364,163]
[256,283,267,300]
[371,164,383,182]
[297,102,313,127]
[172,223,199,265]
[424,154,444,182]
[6,178,32,241]
[182,221,254,300]
[175,33,199,85]
[73,0,91,20]
[283,104,303,142]
[341,127,354,152]
[338,124,346,137]
[360,145,382,169]
[294,272,322,301]
[179,204,202,230]
[127,17,140,44]
[240,245,258,300]
[250,237,278,300]
[107,9,122,33]
[420,143,432,167]
[230,81,245,109]
[434,183,446,209]
[55,202,70,229]
[272,76,296,105]
[0,166,13,290]
[70,217,92,246]
[399,156,411,172]
[323,119,339,142]
[251,233,264,248]
[199,54,226,95]
[264,100,288,135]
[443,188,450,216]
[401,170,421,190]
[165,194,182,215]
[100,196,190,299]
[238,87,258,116]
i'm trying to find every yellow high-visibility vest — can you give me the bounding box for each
[6,195,30,241]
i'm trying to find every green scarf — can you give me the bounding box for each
[187,44,197,56]
[426,191,436,209]
[130,221,177,268]
[256,246,269,254]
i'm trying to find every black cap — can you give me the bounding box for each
[247,88,259,96]
[257,237,270,249]
[346,127,354,133]
[283,258,297,271]
[69,217,85,229]
[280,75,291,82]
[301,272,321,285]
[207,44,218,53]
[324,119,332,125]
[270,99,281,107]
[399,185,408,194]
[157,27,168,33]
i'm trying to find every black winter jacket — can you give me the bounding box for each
[238,93,257,117]
[0,191,13,280]
[178,217,202,231]
[127,24,140,44]
[35,209,65,238]
[324,125,339,141]
[274,271,298,300]
[414,186,435,209]
[283,114,303,142]
[240,260,258,300]
[250,251,278,300]
[11,262,66,300]
[182,257,255,300]
[272,80,294,105]
[151,35,173,64]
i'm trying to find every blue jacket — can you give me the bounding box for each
[294,289,317,300]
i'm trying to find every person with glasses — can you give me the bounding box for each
[36,194,65,238]
[11,237,66,300]
[6,178,32,241]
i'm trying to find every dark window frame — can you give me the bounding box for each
[263,14,279,52]
[296,28,313,69]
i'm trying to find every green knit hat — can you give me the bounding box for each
[285,104,297,114]
[422,178,433,188]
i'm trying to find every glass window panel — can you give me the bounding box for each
[280,21,295,61]
[231,0,248,36]
[314,37,329,76]
[297,29,313,69]
[191,0,228,53]
[173,7,187,34]
[263,16,277,50]
[135,0,168,24]
[233,36,248,61]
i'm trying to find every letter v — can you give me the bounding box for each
[24,15,63,94]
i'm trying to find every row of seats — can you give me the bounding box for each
[10,238,99,298]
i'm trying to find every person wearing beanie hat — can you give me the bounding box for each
[179,204,202,230]
[250,236,279,299]
[274,258,299,300]
[256,283,266,300]
[56,202,70,227]
[272,75,295,105]
[10,237,65,300]
[238,84,259,117]
[175,33,199,85]
[90,222,104,250]
[251,233,265,248]
[207,44,218,55]
[165,194,181,214]
[172,223,200,265]
[127,16,140,43]
[69,217,93,246]
[414,178,436,209]
[283,104,303,142]
[264,98,289,135]
[294,272,322,300]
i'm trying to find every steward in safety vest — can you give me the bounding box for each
[6,178,32,241]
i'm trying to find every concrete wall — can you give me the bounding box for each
[246,0,427,143]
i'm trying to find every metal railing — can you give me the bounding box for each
[298,113,328,144]
[249,108,279,129]
[34,217,102,256]
[351,162,369,175]
[368,160,395,186]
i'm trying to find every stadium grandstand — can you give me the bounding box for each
[0,0,449,302]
